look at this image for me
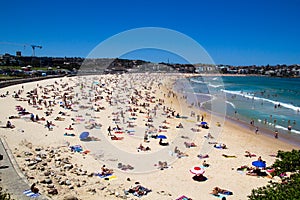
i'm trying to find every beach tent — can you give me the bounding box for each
[80,132,89,140]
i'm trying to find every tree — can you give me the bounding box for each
[272,149,300,176]
[248,149,300,200]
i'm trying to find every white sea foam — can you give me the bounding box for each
[274,124,300,135]
[258,119,300,135]
[190,78,204,84]
[208,83,223,88]
[221,89,300,112]
[225,101,236,109]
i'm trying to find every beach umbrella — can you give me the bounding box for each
[190,166,205,175]
[252,161,266,168]
[157,135,167,139]
[80,132,89,140]
[196,121,207,126]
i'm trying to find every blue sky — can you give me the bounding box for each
[1,0,300,65]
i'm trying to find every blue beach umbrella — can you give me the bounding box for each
[196,121,207,126]
[157,135,167,139]
[252,161,266,168]
[80,132,89,140]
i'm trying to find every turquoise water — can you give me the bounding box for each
[181,76,300,137]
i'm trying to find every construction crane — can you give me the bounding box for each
[0,42,42,56]
[31,45,42,57]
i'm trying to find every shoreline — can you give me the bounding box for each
[178,74,300,148]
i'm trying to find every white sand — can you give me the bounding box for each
[0,74,298,200]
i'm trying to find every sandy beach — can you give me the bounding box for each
[0,73,299,200]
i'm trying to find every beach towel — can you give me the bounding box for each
[64,133,75,137]
[23,190,41,198]
[222,154,237,158]
[96,173,117,180]
[96,173,112,178]
[70,145,83,152]
[211,194,227,199]
[104,175,117,181]
[111,136,124,140]
[115,131,124,134]
[176,195,191,200]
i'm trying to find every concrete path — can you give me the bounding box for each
[0,138,51,200]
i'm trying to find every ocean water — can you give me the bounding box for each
[175,76,300,137]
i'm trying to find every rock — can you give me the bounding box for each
[68,185,74,189]
[38,166,45,171]
[65,179,71,185]
[29,166,36,170]
[48,188,58,195]
[25,158,31,161]
[64,164,73,170]
[47,184,55,188]
[59,180,65,185]
[87,188,96,194]
[63,195,78,200]
[35,147,42,151]
[24,151,33,156]
[27,161,36,166]
[55,157,61,161]
[44,178,52,184]
[62,158,70,164]
[44,171,51,176]
[35,156,42,162]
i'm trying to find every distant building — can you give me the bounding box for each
[16,51,22,57]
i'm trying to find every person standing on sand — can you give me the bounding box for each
[274,130,278,139]
[255,127,259,134]
[107,126,112,136]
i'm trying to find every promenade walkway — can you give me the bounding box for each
[0,138,50,200]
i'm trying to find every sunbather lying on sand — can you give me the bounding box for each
[55,116,65,121]
[184,142,197,148]
[191,128,201,132]
[246,168,269,177]
[222,154,237,158]
[214,143,227,149]
[210,187,233,196]
[137,144,151,152]
[156,161,169,170]
[174,146,188,158]
[245,151,256,158]
[197,154,209,159]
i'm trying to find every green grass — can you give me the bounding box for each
[0,75,21,80]
[0,66,58,71]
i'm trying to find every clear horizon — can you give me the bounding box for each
[1,0,300,66]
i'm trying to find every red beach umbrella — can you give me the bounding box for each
[190,166,205,175]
